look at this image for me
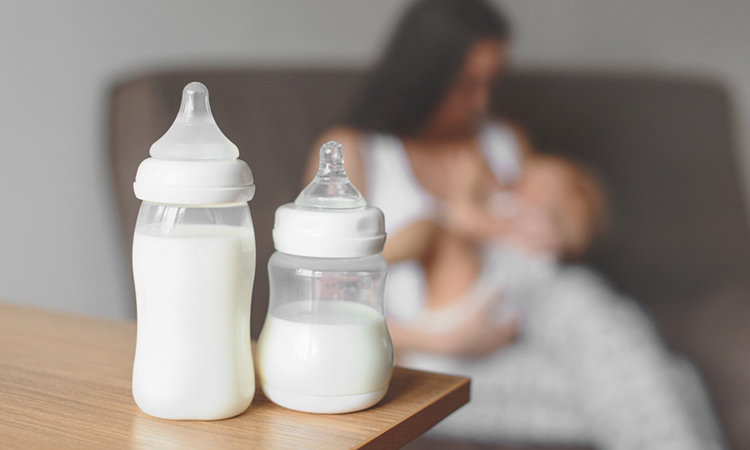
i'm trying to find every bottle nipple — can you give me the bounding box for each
[295,141,366,209]
[149,82,239,161]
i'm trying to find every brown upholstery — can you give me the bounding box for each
[109,69,750,450]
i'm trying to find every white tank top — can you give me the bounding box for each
[361,121,523,321]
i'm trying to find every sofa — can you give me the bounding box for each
[109,68,750,450]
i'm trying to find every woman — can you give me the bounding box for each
[304,0,724,448]
[308,0,531,357]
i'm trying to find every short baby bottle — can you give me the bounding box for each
[131,82,257,420]
[257,141,394,414]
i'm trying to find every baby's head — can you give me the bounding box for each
[515,155,606,260]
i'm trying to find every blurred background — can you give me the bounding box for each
[2,0,750,319]
[4,1,750,449]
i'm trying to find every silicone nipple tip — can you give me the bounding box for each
[179,81,211,120]
[294,140,366,209]
[320,140,345,163]
[148,81,240,160]
[185,81,208,96]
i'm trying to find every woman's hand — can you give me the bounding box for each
[389,290,522,358]
[429,291,523,358]
[439,148,513,240]
[440,197,512,241]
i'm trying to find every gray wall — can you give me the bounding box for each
[1,0,749,319]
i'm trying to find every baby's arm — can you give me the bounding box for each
[381,220,439,265]
[423,225,481,310]
[380,217,481,310]
[390,219,521,358]
[376,214,520,358]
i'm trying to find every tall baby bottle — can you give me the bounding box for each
[131,82,257,420]
[257,141,394,414]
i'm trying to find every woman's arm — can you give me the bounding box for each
[381,220,440,265]
[387,297,522,358]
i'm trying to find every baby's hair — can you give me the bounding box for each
[525,154,608,260]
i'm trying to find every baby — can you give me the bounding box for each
[418,153,606,335]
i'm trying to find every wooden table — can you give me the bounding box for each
[0,302,469,449]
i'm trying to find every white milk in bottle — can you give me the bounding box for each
[256,141,394,414]
[257,300,393,398]
[131,82,257,420]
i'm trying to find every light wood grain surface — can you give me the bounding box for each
[0,302,469,449]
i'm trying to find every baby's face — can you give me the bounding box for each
[515,160,594,259]
[516,161,569,213]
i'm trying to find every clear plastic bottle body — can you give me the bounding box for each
[131,201,256,420]
[256,252,394,414]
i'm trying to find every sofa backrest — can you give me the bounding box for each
[110,68,750,337]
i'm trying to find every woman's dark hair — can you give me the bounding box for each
[345,0,510,137]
